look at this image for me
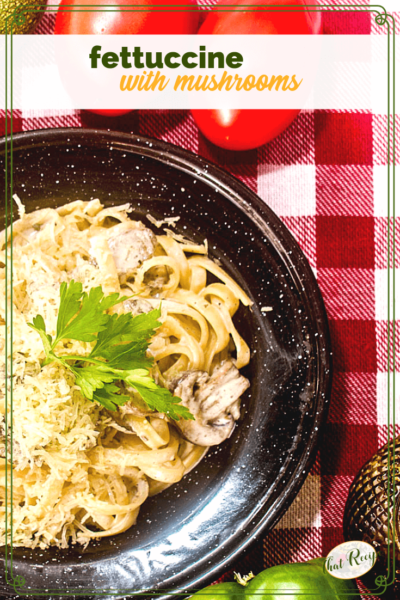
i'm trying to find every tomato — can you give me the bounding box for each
[197,0,321,36]
[191,0,321,151]
[192,108,301,152]
[190,559,360,600]
[86,110,133,117]
[54,0,200,35]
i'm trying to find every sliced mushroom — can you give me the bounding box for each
[106,222,157,282]
[170,360,250,447]
[143,265,170,293]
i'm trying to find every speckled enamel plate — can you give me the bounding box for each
[0,129,331,600]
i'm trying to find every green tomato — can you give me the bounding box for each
[244,558,360,599]
[190,559,360,600]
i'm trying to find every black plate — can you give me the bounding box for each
[0,129,331,600]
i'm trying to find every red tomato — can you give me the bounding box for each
[198,0,321,36]
[192,108,301,152]
[54,0,200,35]
[191,0,321,151]
[86,110,133,117]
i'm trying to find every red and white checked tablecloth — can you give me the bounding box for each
[1,2,399,598]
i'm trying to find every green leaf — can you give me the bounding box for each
[28,314,53,356]
[56,286,109,344]
[121,307,162,342]
[32,314,47,332]
[56,281,84,341]
[123,370,194,421]
[71,364,116,400]
[98,291,128,312]
[89,312,134,359]
[106,341,153,371]
[90,308,161,361]
[54,282,129,346]
[92,384,130,412]
[29,283,194,420]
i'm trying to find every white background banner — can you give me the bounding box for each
[0,34,393,111]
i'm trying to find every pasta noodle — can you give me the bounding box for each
[0,199,253,549]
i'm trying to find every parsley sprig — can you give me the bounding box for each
[28,281,194,421]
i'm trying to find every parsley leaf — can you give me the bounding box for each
[56,281,84,341]
[54,283,127,346]
[70,364,116,400]
[90,307,161,363]
[28,314,53,356]
[28,282,193,420]
[130,383,194,421]
[123,369,194,421]
[93,384,130,411]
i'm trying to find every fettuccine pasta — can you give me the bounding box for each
[0,199,253,549]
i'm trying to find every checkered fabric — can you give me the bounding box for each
[0,2,398,599]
